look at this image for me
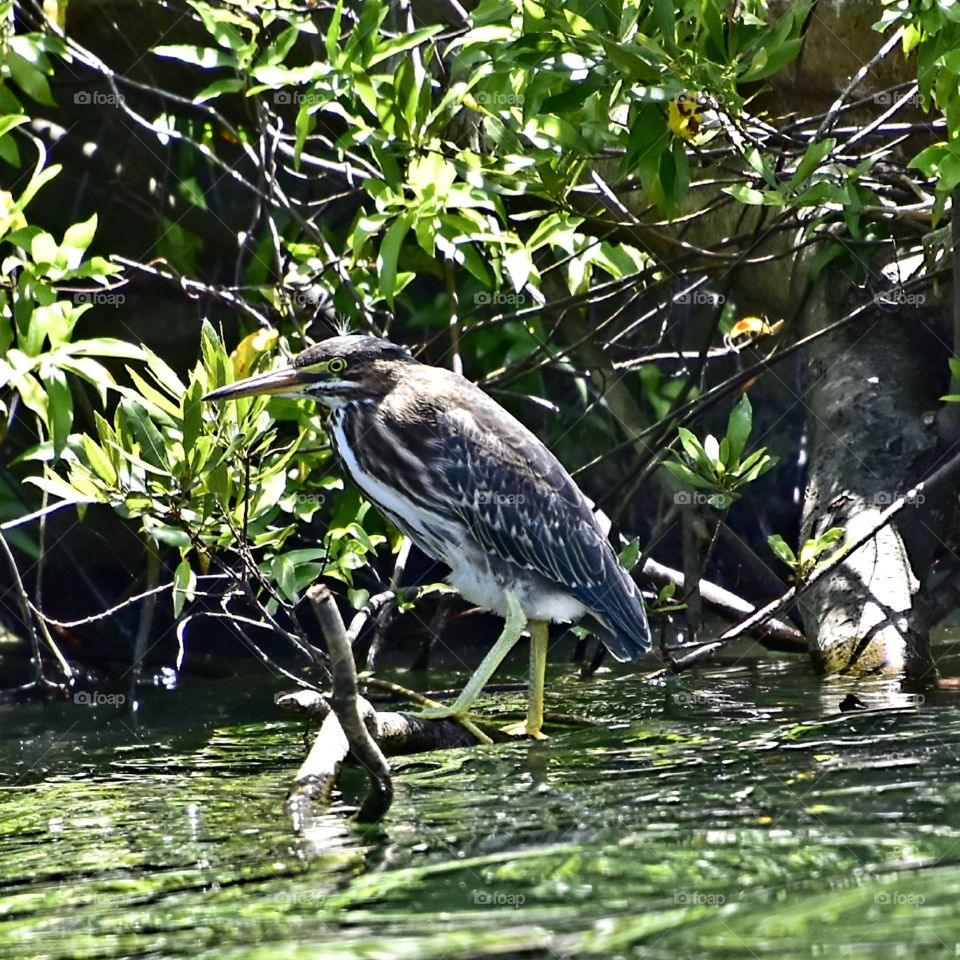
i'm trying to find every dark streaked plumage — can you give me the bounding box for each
[204,334,650,738]
[207,334,650,660]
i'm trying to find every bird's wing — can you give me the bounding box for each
[394,396,649,660]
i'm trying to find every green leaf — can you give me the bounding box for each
[618,537,640,571]
[326,0,343,61]
[11,162,61,218]
[677,426,712,474]
[31,231,59,266]
[367,26,442,66]
[274,553,297,601]
[63,213,98,252]
[816,527,845,549]
[194,77,246,104]
[143,517,192,548]
[182,381,203,452]
[724,184,766,205]
[173,559,196,617]
[787,138,836,192]
[81,434,117,485]
[378,213,412,306]
[26,472,99,504]
[43,367,73,457]
[719,436,731,468]
[7,50,55,105]
[738,452,776,483]
[0,115,28,140]
[740,38,804,82]
[725,395,752,466]
[767,534,797,568]
[652,0,676,49]
[348,587,370,609]
[909,143,949,179]
[808,241,847,280]
[120,398,167,468]
[126,368,181,418]
[143,347,187,396]
[64,338,146,360]
[662,460,720,491]
[0,132,20,167]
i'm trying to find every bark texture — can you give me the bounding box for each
[797,272,943,677]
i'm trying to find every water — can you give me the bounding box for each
[2,630,960,959]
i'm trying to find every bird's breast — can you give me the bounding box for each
[328,403,456,560]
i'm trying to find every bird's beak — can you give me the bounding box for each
[203,366,308,402]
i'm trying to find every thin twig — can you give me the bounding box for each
[815,27,905,140]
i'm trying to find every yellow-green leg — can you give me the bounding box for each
[415,591,526,744]
[501,619,548,740]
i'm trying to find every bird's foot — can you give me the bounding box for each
[500,719,548,740]
[413,705,493,745]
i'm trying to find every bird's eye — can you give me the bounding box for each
[327,357,347,374]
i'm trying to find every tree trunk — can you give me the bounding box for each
[796,268,944,678]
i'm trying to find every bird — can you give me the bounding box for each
[204,334,650,740]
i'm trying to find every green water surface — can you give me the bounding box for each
[3,633,960,959]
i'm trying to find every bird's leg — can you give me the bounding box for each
[501,619,548,740]
[414,591,526,742]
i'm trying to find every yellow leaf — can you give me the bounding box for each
[231,328,279,379]
[668,92,702,141]
[723,316,784,351]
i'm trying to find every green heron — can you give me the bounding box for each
[204,335,650,739]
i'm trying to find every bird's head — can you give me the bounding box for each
[203,335,416,408]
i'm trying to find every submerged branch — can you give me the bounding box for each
[306,584,393,822]
[283,587,488,819]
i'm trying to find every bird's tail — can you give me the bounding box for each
[583,563,651,662]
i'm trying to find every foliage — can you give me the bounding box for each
[0,0,955,679]
[877,0,960,220]
[767,527,845,583]
[31,319,386,616]
[663,395,777,509]
[942,356,960,402]
[141,0,814,323]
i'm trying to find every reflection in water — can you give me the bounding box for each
[1,628,960,959]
